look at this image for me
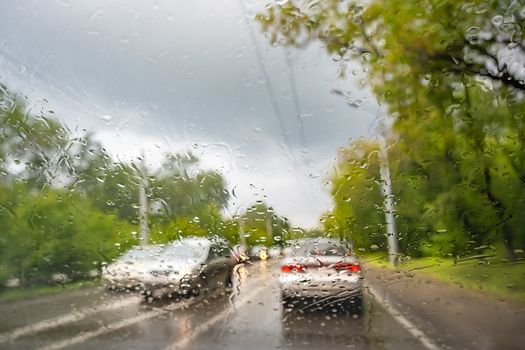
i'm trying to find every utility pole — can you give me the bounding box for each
[378,130,399,265]
[138,153,150,247]
[266,212,273,243]
[238,216,246,247]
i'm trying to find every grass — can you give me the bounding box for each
[0,279,101,303]
[362,253,525,303]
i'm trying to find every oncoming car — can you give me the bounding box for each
[279,238,363,313]
[141,237,236,299]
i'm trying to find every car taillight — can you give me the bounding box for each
[281,265,292,273]
[335,263,361,273]
[281,264,305,273]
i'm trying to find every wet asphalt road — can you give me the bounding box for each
[0,260,510,350]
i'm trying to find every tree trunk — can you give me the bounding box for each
[502,224,517,262]
[483,168,517,262]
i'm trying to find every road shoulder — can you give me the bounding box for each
[365,264,525,349]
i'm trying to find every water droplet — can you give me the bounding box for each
[345,99,362,108]
[491,15,503,27]
[100,115,112,123]
[361,52,371,62]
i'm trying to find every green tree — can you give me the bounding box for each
[325,140,385,251]
[258,0,525,260]
[0,84,70,188]
[0,188,135,286]
[147,153,230,240]
[240,201,290,247]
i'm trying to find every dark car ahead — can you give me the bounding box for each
[140,237,236,299]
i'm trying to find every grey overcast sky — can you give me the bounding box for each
[0,0,378,228]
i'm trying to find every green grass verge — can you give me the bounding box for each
[362,253,525,303]
[0,279,101,303]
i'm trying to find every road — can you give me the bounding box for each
[0,260,523,350]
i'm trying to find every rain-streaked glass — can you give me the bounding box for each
[0,1,524,349]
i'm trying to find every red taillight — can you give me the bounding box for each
[281,265,292,273]
[335,263,361,273]
[349,263,361,273]
[281,264,305,273]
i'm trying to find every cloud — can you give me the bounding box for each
[0,0,376,227]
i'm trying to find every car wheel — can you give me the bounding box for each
[180,275,198,298]
[224,273,233,289]
[281,291,294,309]
[190,286,201,297]
[141,289,153,302]
[181,285,200,298]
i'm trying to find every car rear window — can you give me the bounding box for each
[291,242,348,256]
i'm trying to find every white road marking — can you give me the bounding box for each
[165,286,265,350]
[4,264,271,349]
[40,298,195,350]
[366,285,441,350]
[37,273,268,350]
[0,296,140,343]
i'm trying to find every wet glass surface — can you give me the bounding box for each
[1,1,525,349]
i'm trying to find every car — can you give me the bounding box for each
[102,245,164,291]
[141,237,236,299]
[249,245,268,260]
[267,245,282,259]
[278,238,363,313]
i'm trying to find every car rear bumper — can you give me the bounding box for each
[279,272,363,299]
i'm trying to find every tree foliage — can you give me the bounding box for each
[0,84,258,287]
[240,201,290,247]
[258,0,525,260]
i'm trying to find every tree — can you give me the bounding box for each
[239,201,290,247]
[325,140,385,251]
[258,0,525,261]
[149,153,228,219]
[258,0,525,93]
[0,83,244,287]
[0,84,70,188]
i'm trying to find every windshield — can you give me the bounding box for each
[290,241,349,257]
[1,1,524,349]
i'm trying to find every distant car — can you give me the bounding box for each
[250,245,268,260]
[141,237,236,299]
[279,238,363,313]
[268,245,282,259]
[102,245,164,291]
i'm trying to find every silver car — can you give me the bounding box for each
[279,238,363,312]
[102,245,164,291]
[141,237,236,299]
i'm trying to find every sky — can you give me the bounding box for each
[0,0,378,228]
